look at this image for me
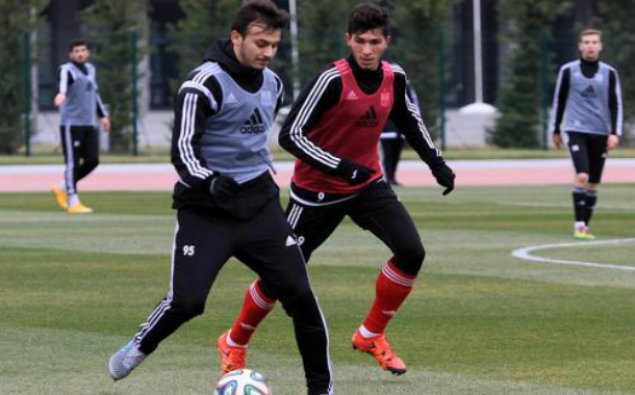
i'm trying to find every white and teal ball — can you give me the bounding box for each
[214,369,271,395]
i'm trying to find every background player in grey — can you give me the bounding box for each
[51,39,110,214]
[380,79,419,186]
[107,2,333,394]
[550,28,623,239]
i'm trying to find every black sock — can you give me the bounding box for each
[585,190,597,225]
[572,187,587,223]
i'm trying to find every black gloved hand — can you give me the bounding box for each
[207,173,240,201]
[429,160,455,195]
[336,159,373,185]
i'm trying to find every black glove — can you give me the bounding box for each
[336,159,373,185]
[429,160,455,195]
[207,173,240,201]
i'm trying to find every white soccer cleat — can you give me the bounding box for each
[108,339,147,381]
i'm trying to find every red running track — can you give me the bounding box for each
[1,159,634,192]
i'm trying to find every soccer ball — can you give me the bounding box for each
[214,369,272,395]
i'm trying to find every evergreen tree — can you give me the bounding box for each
[297,0,358,85]
[167,0,297,103]
[81,0,146,153]
[0,0,42,154]
[586,0,634,145]
[490,0,570,148]
[167,0,241,89]
[389,0,456,139]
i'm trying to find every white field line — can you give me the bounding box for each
[512,238,635,271]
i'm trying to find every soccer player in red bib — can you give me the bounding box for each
[217,2,455,376]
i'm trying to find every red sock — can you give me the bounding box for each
[362,260,415,335]
[229,280,276,346]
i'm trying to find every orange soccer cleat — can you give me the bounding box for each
[67,202,93,214]
[217,331,247,374]
[51,184,68,210]
[352,329,407,375]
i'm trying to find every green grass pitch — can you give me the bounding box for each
[1,185,634,394]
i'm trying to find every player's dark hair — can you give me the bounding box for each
[347,2,390,37]
[68,39,89,52]
[231,0,289,36]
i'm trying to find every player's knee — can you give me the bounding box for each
[256,279,278,301]
[575,172,589,185]
[172,298,206,318]
[279,281,310,305]
[395,241,425,275]
[82,159,98,174]
[275,274,313,311]
[279,289,321,323]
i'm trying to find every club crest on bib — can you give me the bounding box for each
[261,91,273,106]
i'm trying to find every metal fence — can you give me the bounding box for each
[15,27,634,156]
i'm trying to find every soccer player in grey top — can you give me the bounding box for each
[107,2,333,394]
[51,39,110,214]
[550,29,623,239]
